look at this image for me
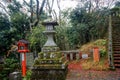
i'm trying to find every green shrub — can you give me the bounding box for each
[100,49,107,57]
[0,58,20,79]
[23,70,32,80]
[94,39,107,46]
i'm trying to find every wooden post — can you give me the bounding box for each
[93,47,100,62]
[22,53,26,77]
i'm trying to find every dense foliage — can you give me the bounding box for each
[0,57,19,79]
[27,25,46,53]
[0,0,119,54]
[67,7,109,47]
[0,14,11,54]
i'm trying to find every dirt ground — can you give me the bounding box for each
[66,69,120,80]
[66,61,120,80]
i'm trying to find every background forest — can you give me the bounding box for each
[0,0,120,55]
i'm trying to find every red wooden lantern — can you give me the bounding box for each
[17,39,29,53]
[17,39,29,77]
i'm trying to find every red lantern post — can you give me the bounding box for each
[17,40,29,77]
[93,47,100,62]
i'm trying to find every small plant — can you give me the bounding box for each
[94,39,107,46]
[38,52,44,59]
[34,59,39,65]
[23,70,32,80]
[0,57,20,79]
[100,49,107,57]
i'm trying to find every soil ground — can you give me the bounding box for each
[66,60,120,80]
[66,69,120,80]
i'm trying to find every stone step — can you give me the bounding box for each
[114,60,120,63]
[112,33,120,35]
[113,36,120,38]
[114,64,120,67]
[113,37,120,39]
[112,19,120,22]
[113,45,120,47]
[112,38,120,39]
[113,50,120,52]
[112,42,120,44]
[113,51,120,54]
[113,44,120,46]
[113,53,120,57]
[113,47,120,51]
[113,42,120,44]
[113,48,120,51]
[114,57,120,60]
[113,46,120,48]
[112,22,120,24]
[115,66,120,68]
[112,24,120,26]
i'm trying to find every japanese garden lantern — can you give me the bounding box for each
[17,39,29,77]
[17,39,29,53]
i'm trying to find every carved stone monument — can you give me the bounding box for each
[31,16,68,80]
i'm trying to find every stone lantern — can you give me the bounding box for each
[31,16,68,80]
[42,21,57,47]
[41,17,60,52]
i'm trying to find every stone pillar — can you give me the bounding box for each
[70,53,73,60]
[64,54,67,60]
[76,53,79,60]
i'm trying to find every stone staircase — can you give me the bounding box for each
[112,16,120,68]
[113,44,120,68]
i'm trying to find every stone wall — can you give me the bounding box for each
[31,68,68,80]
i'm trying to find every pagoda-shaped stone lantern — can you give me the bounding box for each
[31,16,68,80]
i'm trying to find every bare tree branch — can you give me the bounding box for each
[46,0,54,14]
[57,0,61,25]
[39,0,46,16]
[30,0,33,31]
[23,0,30,7]
[0,2,9,15]
[52,9,57,20]
[30,0,46,28]
[36,0,39,20]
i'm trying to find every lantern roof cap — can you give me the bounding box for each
[42,21,58,26]
[42,15,58,26]
[18,39,29,44]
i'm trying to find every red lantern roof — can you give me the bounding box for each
[18,39,29,44]
[17,39,30,53]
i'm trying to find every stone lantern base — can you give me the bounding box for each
[31,67,68,80]
[31,46,68,80]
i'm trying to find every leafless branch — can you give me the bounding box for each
[57,0,61,25]
[0,2,9,15]
[23,0,30,7]
[36,0,39,20]
[52,9,57,20]
[30,0,46,28]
